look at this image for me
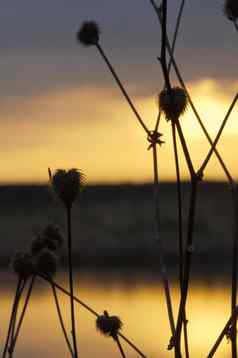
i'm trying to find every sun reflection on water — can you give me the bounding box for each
[0,271,233,357]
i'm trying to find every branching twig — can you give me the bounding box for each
[158,0,195,179]
[174,178,199,356]
[207,305,238,358]
[66,206,78,358]
[149,3,234,184]
[152,144,176,337]
[95,43,149,134]
[51,281,74,357]
[2,278,22,358]
[8,276,35,356]
[114,336,127,358]
[9,280,26,358]
[198,93,238,177]
[231,185,238,358]
[37,273,147,358]
[155,0,186,131]
[171,123,190,358]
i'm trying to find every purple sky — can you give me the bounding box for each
[0,1,237,101]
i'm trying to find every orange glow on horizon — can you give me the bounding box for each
[1,78,238,184]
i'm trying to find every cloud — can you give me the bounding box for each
[0,0,237,100]
[0,78,237,183]
[0,2,237,183]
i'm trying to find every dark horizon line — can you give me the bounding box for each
[0,179,231,187]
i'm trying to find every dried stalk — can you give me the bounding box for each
[95,43,149,134]
[8,276,35,356]
[2,278,22,358]
[198,93,238,177]
[171,123,189,358]
[231,185,238,358]
[207,305,238,357]
[149,3,234,184]
[114,336,127,358]
[90,22,176,349]
[152,144,176,337]
[66,206,78,358]
[37,273,147,358]
[51,282,74,356]
[174,178,198,356]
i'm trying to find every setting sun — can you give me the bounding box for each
[1,79,237,183]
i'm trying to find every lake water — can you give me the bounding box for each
[0,270,233,357]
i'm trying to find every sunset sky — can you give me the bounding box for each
[1,1,238,183]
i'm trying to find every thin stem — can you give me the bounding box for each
[114,336,127,358]
[2,278,22,358]
[155,111,161,133]
[171,123,190,358]
[8,276,35,356]
[207,306,238,358]
[158,0,172,92]
[150,4,234,183]
[198,93,238,176]
[175,120,195,179]
[95,43,149,134]
[158,4,185,356]
[233,21,238,33]
[184,320,189,358]
[9,280,26,355]
[231,185,238,358]
[38,273,99,316]
[51,281,74,357]
[174,179,198,355]
[171,124,183,294]
[8,279,26,358]
[117,332,146,358]
[169,0,186,74]
[67,206,78,358]
[152,144,176,336]
[37,274,147,358]
[161,0,168,80]
[149,0,160,16]
[158,0,195,179]
[155,0,186,131]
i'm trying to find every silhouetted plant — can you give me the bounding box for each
[3,1,238,357]
[96,311,126,358]
[77,0,238,357]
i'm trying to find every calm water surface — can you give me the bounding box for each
[0,270,232,357]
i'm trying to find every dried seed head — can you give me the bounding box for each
[42,224,64,250]
[50,168,84,208]
[30,236,46,255]
[30,224,64,255]
[34,249,58,276]
[77,21,100,46]
[159,87,188,122]
[10,251,34,279]
[96,311,122,339]
[224,0,238,20]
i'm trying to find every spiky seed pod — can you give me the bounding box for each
[159,87,188,122]
[34,249,58,276]
[77,21,100,46]
[10,251,34,279]
[50,168,84,209]
[224,0,238,20]
[96,311,122,339]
